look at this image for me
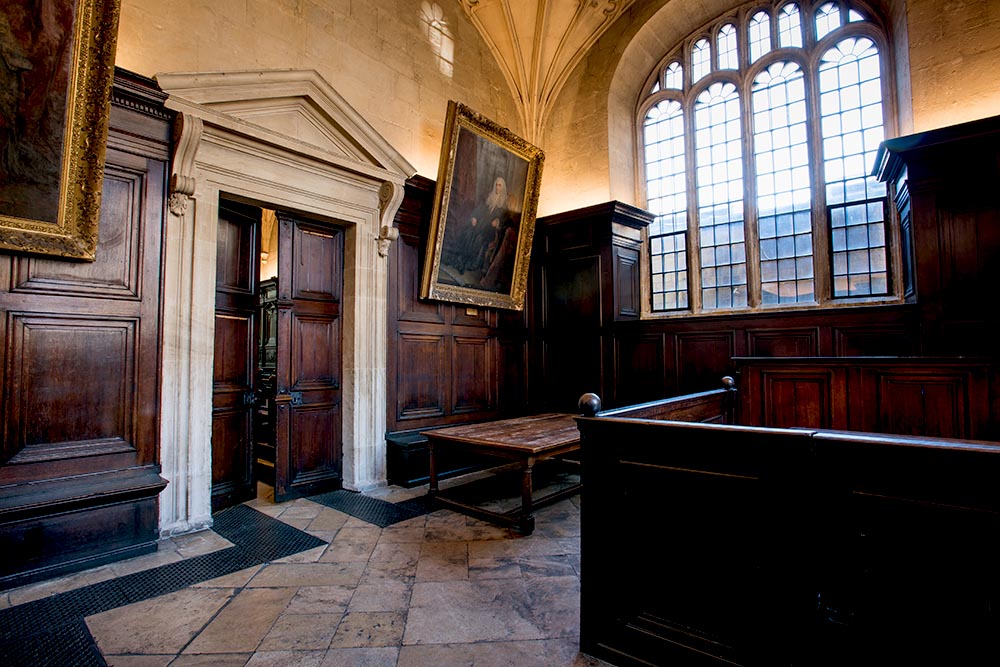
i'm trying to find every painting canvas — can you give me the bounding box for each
[421,101,544,311]
[0,0,121,260]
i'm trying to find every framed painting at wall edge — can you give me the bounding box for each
[0,0,122,261]
[420,100,544,311]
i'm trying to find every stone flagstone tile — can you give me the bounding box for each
[245,650,328,667]
[369,541,421,564]
[275,545,328,564]
[305,508,352,532]
[404,579,543,645]
[346,580,411,612]
[108,547,184,578]
[376,525,425,544]
[170,529,234,558]
[192,564,263,588]
[518,554,578,578]
[284,585,354,615]
[415,541,468,582]
[319,540,377,563]
[183,586,297,654]
[333,526,382,545]
[320,646,400,667]
[329,611,406,648]
[247,562,365,588]
[101,655,174,667]
[169,654,252,666]
[525,575,582,639]
[360,560,417,585]
[258,612,342,650]
[8,565,117,606]
[469,557,522,580]
[397,638,614,667]
[86,587,235,655]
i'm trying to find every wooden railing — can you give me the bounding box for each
[576,379,1000,666]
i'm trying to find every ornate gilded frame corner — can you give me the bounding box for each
[0,0,122,260]
[420,101,544,311]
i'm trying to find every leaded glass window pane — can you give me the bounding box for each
[718,24,739,70]
[693,38,711,82]
[645,99,689,310]
[778,4,803,48]
[664,61,683,90]
[695,82,747,310]
[753,61,814,305]
[816,2,842,40]
[820,37,887,297]
[749,11,771,63]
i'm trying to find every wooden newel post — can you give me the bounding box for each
[721,375,737,423]
[578,393,602,417]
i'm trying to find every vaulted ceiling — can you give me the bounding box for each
[458,0,636,142]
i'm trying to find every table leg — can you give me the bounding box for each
[428,441,439,497]
[520,457,535,535]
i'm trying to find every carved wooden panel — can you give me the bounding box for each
[396,332,448,420]
[760,371,835,429]
[291,223,340,301]
[213,313,253,390]
[615,333,665,406]
[12,161,145,299]
[675,332,735,394]
[874,373,967,438]
[6,315,136,464]
[291,314,341,389]
[452,335,493,414]
[394,232,445,324]
[289,403,341,485]
[833,325,915,356]
[614,245,640,320]
[498,337,528,414]
[544,256,602,329]
[748,328,818,357]
[216,210,255,295]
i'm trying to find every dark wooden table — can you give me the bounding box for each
[422,413,581,534]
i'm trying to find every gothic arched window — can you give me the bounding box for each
[640,0,895,313]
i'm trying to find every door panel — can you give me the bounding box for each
[211,200,260,511]
[274,214,343,501]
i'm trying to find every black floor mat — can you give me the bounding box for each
[307,489,433,528]
[0,505,325,667]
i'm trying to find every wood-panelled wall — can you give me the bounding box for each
[0,70,171,588]
[387,176,530,437]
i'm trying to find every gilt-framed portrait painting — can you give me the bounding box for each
[0,0,121,260]
[420,101,544,311]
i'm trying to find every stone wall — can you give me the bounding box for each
[116,0,521,179]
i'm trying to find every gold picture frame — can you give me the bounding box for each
[0,0,122,260]
[420,101,544,311]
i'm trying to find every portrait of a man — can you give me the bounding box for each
[1,1,75,225]
[422,101,542,311]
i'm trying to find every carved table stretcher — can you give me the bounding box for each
[422,413,581,534]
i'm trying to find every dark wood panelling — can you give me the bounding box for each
[0,69,170,588]
[614,332,666,406]
[675,331,736,394]
[760,371,835,429]
[578,405,1000,667]
[833,325,915,356]
[396,332,447,420]
[211,200,260,511]
[452,335,493,414]
[273,214,343,501]
[613,245,640,319]
[748,327,818,356]
[737,357,995,440]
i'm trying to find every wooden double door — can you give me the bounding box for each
[212,200,344,509]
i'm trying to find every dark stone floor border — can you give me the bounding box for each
[307,489,433,528]
[0,504,325,667]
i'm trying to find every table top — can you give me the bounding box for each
[421,413,580,455]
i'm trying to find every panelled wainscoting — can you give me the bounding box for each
[0,70,171,589]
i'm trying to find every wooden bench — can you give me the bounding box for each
[576,383,1000,666]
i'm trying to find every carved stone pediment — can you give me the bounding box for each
[155,69,415,182]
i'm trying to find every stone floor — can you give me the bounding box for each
[1,476,612,667]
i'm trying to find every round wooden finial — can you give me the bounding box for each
[578,393,602,417]
[721,376,736,390]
